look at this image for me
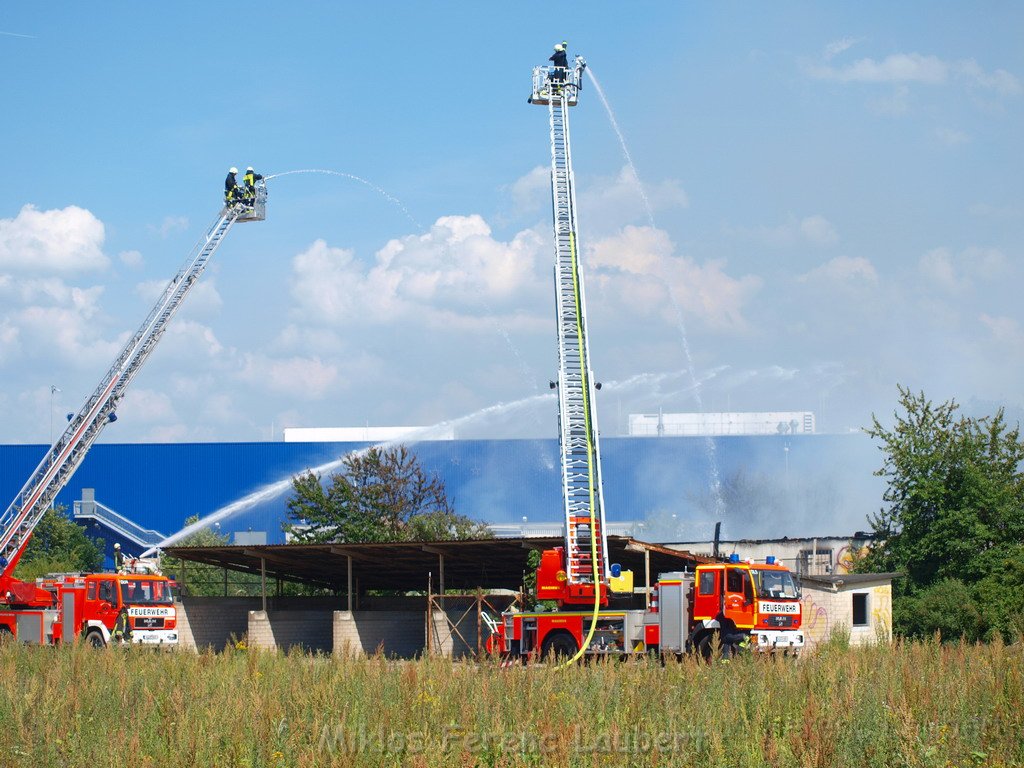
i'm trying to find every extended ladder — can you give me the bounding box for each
[0,192,263,580]
[531,57,610,588]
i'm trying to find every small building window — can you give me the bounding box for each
[852,592,869,626]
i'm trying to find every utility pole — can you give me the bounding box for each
[49,385,60,446]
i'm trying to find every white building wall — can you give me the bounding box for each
[283,426,455,442]
[801,580,893,649]
[629,411,815,437]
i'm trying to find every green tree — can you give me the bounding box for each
[14,506,104,580]
[160,516,260,596]
[284,445,492,543]
[860,386,1024,640]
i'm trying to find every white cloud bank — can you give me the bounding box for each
[807,48,1021,96]
[0,205,108,273]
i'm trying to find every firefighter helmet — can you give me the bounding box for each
[229,167,238,174]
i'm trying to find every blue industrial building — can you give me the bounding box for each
[0,434,883,564]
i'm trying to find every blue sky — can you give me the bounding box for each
[1,2,1021,445]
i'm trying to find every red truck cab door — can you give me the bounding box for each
[89,578,120,627]
[724,567,756,629]
[691,566,723,621]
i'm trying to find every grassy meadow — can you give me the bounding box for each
[0,639,1020,767]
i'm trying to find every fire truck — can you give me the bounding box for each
[0,183,265,646]
[487,56,803,661]
[490,550,804,660]
[0,565,178,646]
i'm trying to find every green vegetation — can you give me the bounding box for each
[861,386,1024,641]
[284,445,492,543]
[0,640,1020,767]
[13,506,103,581]
[159,515,265,597]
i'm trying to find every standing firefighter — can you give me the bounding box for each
[242,166,263,204]
[224,167,241,206]
[113,542,125,573]
[112,606,131,643]
[549,42,568,81]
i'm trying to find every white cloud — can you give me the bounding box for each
[289,215,546,330]
[579,166,688,231]
[807,50,1021,96]
[508,166,550,215]
[588,226,759,330]
[0,317,19,361]
[823,37,861,61]
[239,354,338,398]
[810,52,948,85]
[953,60,1022,96]
[0,205,108,273]
[799,255,879,285]
[119,250,144,267]
[980,314,1024,348]
[919,248,960,291]
[799,215,840,246]
[154,216,189,238]
[119,388,177,423]
[16,299,124,364]
[919,246,1007,291]
[161,319,225,358]
[737,214,839,248]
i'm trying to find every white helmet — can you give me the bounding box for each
[246,166,254,172]
[114,543,121,550]
[229,167,238,174]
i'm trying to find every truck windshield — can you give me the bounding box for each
[119,579,174,605]
[750,569,799,599]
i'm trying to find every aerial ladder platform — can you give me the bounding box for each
[0,183,266,590]
[530,56,613,602]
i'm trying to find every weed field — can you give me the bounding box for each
[0,639,1020,767]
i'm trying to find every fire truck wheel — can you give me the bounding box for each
[85,630,107,648]
[540,631,579,661]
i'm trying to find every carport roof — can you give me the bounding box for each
[164,536,714,592]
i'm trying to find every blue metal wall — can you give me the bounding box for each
[0,434,883,549]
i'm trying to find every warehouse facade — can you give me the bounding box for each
[0,433,883,563]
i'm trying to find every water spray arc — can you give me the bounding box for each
[264,169,423,231]
[585,67,725,520]
[141,391,557,556]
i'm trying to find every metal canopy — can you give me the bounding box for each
[164,536,713,592]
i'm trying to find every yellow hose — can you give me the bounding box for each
[557,231,602,669]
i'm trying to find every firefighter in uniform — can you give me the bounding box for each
[113,542,125,573]
[242,167,263,205]
[224,167,241,206]
[549,42,568,83]
[112,606,131,644]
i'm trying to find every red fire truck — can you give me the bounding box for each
[489,550,804,660]
[0,567,177,646]
[494,58,804,661]
[0,188,264,646]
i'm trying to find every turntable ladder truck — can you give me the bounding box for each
[487,58,805,661]
[0,184,266,646]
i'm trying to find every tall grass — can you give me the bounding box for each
[0,639,1019,767]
